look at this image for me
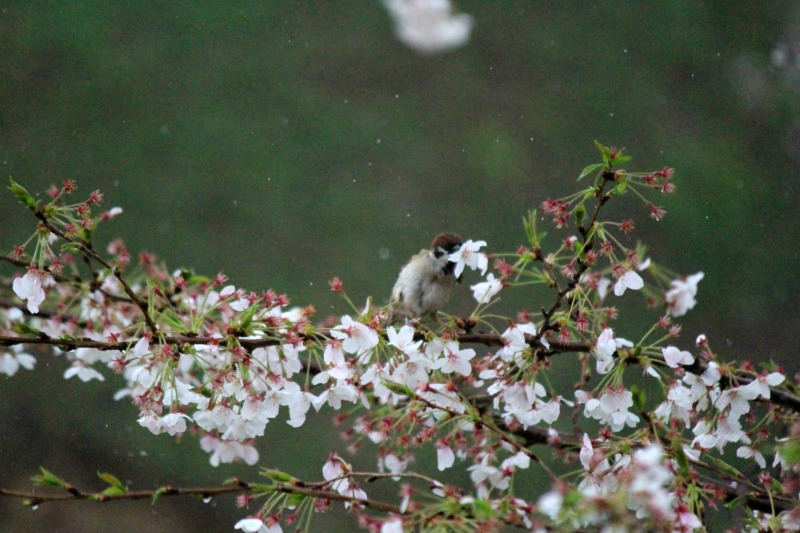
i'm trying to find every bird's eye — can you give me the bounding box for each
[433,248,446,258]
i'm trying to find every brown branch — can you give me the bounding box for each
[273,483,401,514]
[0,332,588,353]
[534,171,616,344]
[0,477,404,514]
[4,326,797,413]
[0,480,252,506]
[0,255,73,284]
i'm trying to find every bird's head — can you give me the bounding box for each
[430,232,463,276]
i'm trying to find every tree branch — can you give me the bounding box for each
[34,211,158,335]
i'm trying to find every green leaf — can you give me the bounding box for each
[32,467,67,488]
[185,274,212,285]
[609,154,632,167]
[522,210,545,249]
[11,322,41,336]
[671,437,690,476]
[578,163,605,180]
[236,303,260,329]
[704,455,742,477]
[158,307,185,330]
[725,493,747,509]
[60,242,81,254]
[610,181,627,196]
[152,486,170,504]
[574,204,586,225]
[249,483,273,493]
[381,379,413,396]
[260,469,297,483]
[97,471,127,493]
[470,498,495,519]
[593,140,612,166]
[8,177,38,211]
[631,385,646,411]
[286,492,307,507]
[778,439,800,466]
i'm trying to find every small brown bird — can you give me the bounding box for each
[387,232,463,323]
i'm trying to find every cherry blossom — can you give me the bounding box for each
[391,352,432,390]
[737,445,767,468]
[234,517,282,533]
[447,239,488,278]
[430,344,475,376]
[64,363,105,382]
[497,322,546,362]
[613,269,644,296]
[383,0,473,54]
[331,315,379,356]
[234,518,268,533]
[662,345,694,368]
[380,517,403,533]
[0,346,36,376]
[470,273,502,303]
[592,328,633,374]
[12,268,53,313]
[665,272,704,317]
[200,435,258,467]
[436,441,455,471]
[0,160,789,532]
[654,381,695,427]
[582,387,640,431]
[138,412,192,436]
[386,325,422,355]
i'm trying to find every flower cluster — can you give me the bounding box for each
[1,147,797,532]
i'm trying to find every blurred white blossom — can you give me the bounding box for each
[383,0,473,54]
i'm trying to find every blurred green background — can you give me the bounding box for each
[2,1,799,531]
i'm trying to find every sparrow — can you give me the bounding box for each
[386,232,463,323]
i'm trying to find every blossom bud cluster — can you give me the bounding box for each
[2,151,797,533]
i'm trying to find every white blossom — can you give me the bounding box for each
[665,272,704,317]
[613,270,644,296]
[662,346,694,368]
[448,239,488,278]
[436,442,455,471]
[383,0,473,54]
[0,346,36,376]
[12,269,53,313]
[470,273,502,303]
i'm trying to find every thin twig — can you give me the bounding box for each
[34,211,158,335]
